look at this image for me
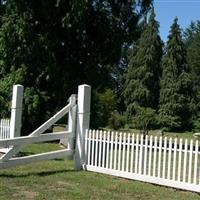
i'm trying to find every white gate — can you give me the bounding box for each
[0,94,77,169]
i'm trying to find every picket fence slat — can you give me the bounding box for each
[106,131,110,169]
[153,136,157,177]
[85,130,200,193]
[130,133,134,173]
[148,135,153,176]
[88,130,91,165]
[109,132,114,169]
[188,140,193,183]
[173,138,177,180]
[139,135,143,174]
[194,140,198,184]
[126,133,130,172]
[0,119,10,140]
[95,130,99,167]
[158,136,162,178]
[143,135,148,175]
[178,138,182,181]
[183,139,188,182]
[114,132,117,170]
[99,131,103,167]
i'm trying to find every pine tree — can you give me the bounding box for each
[185,21,200,129]
[124,9,163,134]
[159,18,192,131]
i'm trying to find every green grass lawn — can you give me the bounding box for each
[116,128,197,140]
[53,124,198,141]
[0,143,200,200]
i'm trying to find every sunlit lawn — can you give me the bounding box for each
[0,143,200,200]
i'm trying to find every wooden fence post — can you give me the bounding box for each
[10,85,24,138]
[75,84,91,170]
[60,94,77,158]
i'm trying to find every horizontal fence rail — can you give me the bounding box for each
[0,131,72,148]
[84,130,200,193]
[0,119,10,139]
[0,131,73,169]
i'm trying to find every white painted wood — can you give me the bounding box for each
[162,137,167,178]
[153,136,157,177]
[148,135,153,176]
[143,135,148,175]
[91,130,95,166]
[126,133,130,172]
[10,85,24,138]
[167,137,172,180]
[183,139,188,182]
[139,134,143,174]
[88,130,92,165]
[30,103,73,137]
[158,136,162,178]
[0,149,72,169]
[3,98,75,162]
[95,130,99,167]
[75,84,91,170]
[114,132,118,170]
[122,133,126,171]
[84,129,88,166]
[0,119,10,139]
[172,138,177,181]
[118,132,122,171]
[194,140,198,184]
[134,134,139,173]
[110,131,114,169]
[98,131,103,167]
[102,131,106,168]
[0,131,71,147]
[86,166,200,193]
[188,140,193,184]
[177,138,182,182]
[85,130,200,193]
[61,95,76,149]
[106,131,110,169]
[130,133,135,173]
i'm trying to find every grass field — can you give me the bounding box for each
[0,143,200,200]
[53,124,199,140]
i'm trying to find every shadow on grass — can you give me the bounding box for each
[0,168,77,178]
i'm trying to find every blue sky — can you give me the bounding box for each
[154,0,200,42]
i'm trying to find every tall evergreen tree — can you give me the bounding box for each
[185,21,200,129]
[159,18,192,131]
[124,9,163,134]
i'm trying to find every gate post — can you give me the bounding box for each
[10,85,24,138]
[60,94,77,159]
[75,84,91,170]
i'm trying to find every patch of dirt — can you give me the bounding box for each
[13,190,39,199]
[57,180,71,186]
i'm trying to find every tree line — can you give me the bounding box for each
[124,11,200,134]
[0,1,200,134]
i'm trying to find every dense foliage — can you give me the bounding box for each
[184,21,200,130]
[159,18,192,131]
[124,9,163,134]
[0,0,152,132]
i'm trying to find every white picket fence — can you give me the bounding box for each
[0,119,10,139]
[84,130,200,193]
